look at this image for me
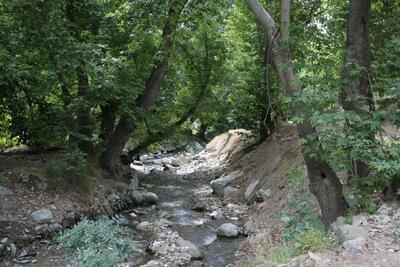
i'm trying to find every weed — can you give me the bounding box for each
[284,164,306,184]
[344,216,353,225]
[56,215,135,267]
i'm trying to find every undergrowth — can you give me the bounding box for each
[56,215,136,267]
[255,168,337,266]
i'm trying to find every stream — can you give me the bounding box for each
[129,156,246,267]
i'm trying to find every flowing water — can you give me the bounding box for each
[133,167,244,267]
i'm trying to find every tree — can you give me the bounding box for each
[246,0,348,225]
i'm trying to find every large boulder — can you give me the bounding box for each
[223,186,239,199]
[335,224,369,241]
[176,237,203,260]
[31,208,53,223]
[131,190,144,205]
[141,192,159,205]
[217,223,239,238]
[210,171,242,197]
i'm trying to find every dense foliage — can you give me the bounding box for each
[0,0,399,218]
[56,216,136,267]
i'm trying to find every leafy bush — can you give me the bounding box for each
[56,216,135,267]
[45,149,88,192]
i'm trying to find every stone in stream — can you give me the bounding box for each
[210,171,242,197]
[176,237,203,260]
[191,202,206,212]
[131,190,144,205]
[31,208,53,223]
[136,221,151,231]
[140,260,162,267]
[217,223,239,238]
[128,177,139,192]
[141,192,159,205]
[0,186,12,198]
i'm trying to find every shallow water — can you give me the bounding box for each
[135,170,244,267]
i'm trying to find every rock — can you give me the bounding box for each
[352,214,368,227]
[10,243,16,255]
[141,192,159,205]
[217,223,239,238]
[242,219,257,236]
[171,157,190,167]
[336,224,368,241]
[210,171,242,197]
[0,186,12,198]
[131,190,144,205]
[189,260,203,267]
[163,165,177,172]
[49,223,63,233]
[133,160,144,166]
[1,238,8,244]
[256,189,271,202]
[223,186,239,199]
[308,251,321,262]
[31,208,53,223]
[129,212,137,218]
[140,260,162,267]
[176,237,203,260]
[377,203,392,215]
[191,202,206,212]
[244,180,259,202]
[136,221,151,231]
[342,237,367,249]
[372,214,391,225]
[129,177,139,192]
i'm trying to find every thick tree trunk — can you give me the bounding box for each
[246,0,348,225]
[99,101,118,146]
[340,0,373,179]
[100,1,187,174]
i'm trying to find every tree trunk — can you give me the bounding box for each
[340,0,373,179]
[246,0,348,225]
[100,1,187,174]
[99,101,118,146]
[76,63,94,155]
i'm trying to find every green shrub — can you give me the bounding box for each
[45,149,88,192]
[56,216,135,267]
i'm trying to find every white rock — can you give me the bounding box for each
[245,180,259,202]
[308,251,321,261]
[136,221,151,231]
[336,224,369,241]
[140,260,162,267]
[210,171,242,197]
[0,186,12,198]
[217,223,239,237]
[31,208,53,223]
[342,237,367,248]
[141,192,159,205]
[256,189,271,201]
[176,237,203,259]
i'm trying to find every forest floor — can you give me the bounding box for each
[1,125,400,266]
